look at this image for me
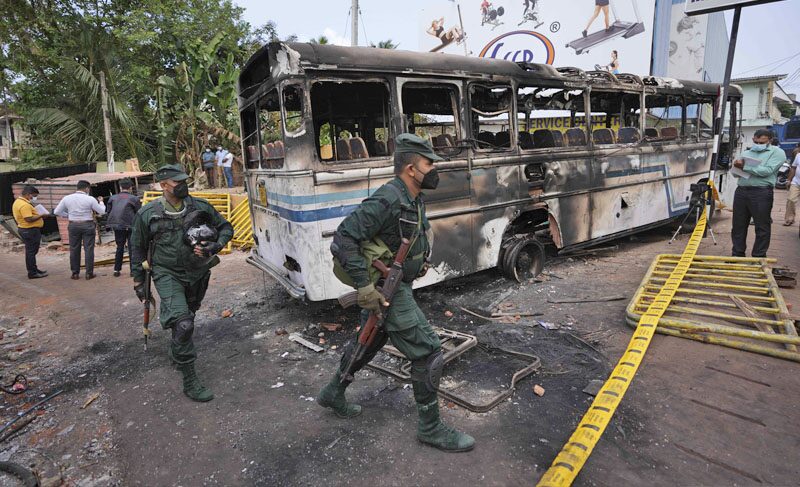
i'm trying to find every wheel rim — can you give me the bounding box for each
[505,239,544,282]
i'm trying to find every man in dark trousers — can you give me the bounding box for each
[12,185,47,279]
[731,128,787,257]
[106,178,142,277]
[131,164,233,402]
[317,134,475,452]
[54,180,105,279]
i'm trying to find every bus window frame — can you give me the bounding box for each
[398,78,465,157]
[309,76,395,165]
[240,102,260,170]
[256,86,284,170]
[280,81,307,137]
[516,83,590,152]
[467,81,515,155]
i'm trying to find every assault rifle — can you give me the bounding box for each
[338,237,412,383]
[142,241,155,351]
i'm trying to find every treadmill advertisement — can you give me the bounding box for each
[420,0,656,76]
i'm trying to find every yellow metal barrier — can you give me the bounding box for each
[141,191,233,254]
[537,210,708,487]
[230,199,254,249]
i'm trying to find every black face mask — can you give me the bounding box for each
[172,181,189,199]
[417,167,440,190]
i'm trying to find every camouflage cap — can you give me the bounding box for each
[155,164,190,182]
[394,133,443,162]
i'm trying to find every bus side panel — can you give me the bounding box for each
[249,173,327,300]
[470,164,525,272]
[313,178,376,301]
[542,156,595,247]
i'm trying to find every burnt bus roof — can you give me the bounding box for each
[239,42,741,100]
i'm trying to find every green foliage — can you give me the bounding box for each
[371,39,398,49]
[779,104,796,119]
[0,0,294,170]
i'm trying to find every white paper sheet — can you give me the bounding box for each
[34,204,50,215]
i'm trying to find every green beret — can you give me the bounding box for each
[155,164,189,182]
[394,133,443,162]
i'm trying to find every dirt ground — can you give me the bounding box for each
[1,191,799,486]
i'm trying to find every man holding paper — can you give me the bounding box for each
[731,129,787,258]
[12,185,48,279]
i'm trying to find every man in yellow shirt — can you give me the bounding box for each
[12,185,48,279]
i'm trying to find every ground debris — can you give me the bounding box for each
[320,322,342,332]
[289,333,324,352]
[533,385,545,397]
[221,309,234,318]
[81,392,101,409]
[582,379,605,396]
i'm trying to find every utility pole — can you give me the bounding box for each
[99,70,115,172]
[351,0,359,46]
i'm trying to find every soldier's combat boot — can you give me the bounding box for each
[317,371,362,418]
[416,398,475,452]
[177,363,214,402]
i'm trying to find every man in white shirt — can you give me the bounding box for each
[784,146,800,226]
[222,150,234,188]
[54,180,106,279]
[215,145,226,189]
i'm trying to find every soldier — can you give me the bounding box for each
[317,134,475,452]
[130,164,233,402]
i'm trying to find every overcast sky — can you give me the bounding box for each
[236,0,800,91]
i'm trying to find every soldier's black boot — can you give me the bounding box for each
[177,363,214,402]
[317,371,362,418]
[413,381,474,452]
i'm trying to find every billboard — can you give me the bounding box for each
[685,0,784,15]
[420,0,656,76]
[667,1,709,80]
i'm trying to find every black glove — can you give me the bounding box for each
[134,282,146,302]
[200,241,223,256]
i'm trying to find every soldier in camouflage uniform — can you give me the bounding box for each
[318,134,475,452]
[131,164,233,402]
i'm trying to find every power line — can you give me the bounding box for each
[767,52,800,75]
[735,50,800,76]
[359,7,371,47]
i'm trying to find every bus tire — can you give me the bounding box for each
[502,237,545,283]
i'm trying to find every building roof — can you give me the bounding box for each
[730,74,787,84]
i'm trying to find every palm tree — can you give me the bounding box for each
[371,39,398,49]
[310,35,329,45]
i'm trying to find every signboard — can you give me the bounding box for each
[420,0,656,76]
[685,0,784,16]
[667,2,709,80]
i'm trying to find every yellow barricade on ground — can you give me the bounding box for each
[230,199,254,249]
[141,191,232,254]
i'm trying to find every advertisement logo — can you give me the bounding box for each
[479,30,556,65]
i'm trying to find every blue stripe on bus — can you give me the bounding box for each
[267,203,360,222]
[266,188,374,205]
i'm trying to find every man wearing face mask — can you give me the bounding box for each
[731,129,787,258]
[318,134,475,452]
[12,185,47,279]
[130,164,233,402]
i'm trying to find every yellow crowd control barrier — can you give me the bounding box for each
[230,199,254,249]
[625,254,800,361]
[141,191,232,254]
[537,209,708,487]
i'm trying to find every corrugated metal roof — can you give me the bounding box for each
[19,171,153,186]
[730,74,787,83]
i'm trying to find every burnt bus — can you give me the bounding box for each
[237,42,742,301]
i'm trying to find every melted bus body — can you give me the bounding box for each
[237,42,742,301]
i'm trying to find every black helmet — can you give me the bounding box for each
[184,223,218,247]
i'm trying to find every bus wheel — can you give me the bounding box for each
[502,237,545,282]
